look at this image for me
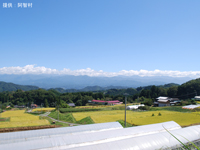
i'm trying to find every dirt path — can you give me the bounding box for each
[40,112,81,126]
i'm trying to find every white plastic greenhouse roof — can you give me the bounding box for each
[0,122,123,144]
[67,125,200,150]
[0,121,182,150]
[182,104,200,109]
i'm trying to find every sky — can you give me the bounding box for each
[0,0,200,78]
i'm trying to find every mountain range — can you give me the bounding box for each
[0,74,191,89]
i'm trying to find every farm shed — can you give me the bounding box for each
[0,121,183,150]
[126,104,144,110]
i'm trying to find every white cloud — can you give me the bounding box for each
[0,65,200,78]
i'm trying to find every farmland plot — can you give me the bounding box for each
[72,110,200,126]
[0,110,50,128]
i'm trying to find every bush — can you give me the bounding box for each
[59,108,101,113]
[158,112,161,116]
[152,113,154,116]
[138,106,150,110]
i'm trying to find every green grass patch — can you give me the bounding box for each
[150,106,193,112]
[44,116,69,127]
[76,116,94,124]
[117,120,133,128]
[0,117,10,122]
[49,111,76,123]
[60,108,102,113]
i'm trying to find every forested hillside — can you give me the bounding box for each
[0,81,39,92]
[0,78,199,108]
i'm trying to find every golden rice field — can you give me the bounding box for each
[32,108,55,112]
[72,110,200,126]
[0,110,50,128]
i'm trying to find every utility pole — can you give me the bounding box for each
[124,93,129,128]
[41,103,43,112]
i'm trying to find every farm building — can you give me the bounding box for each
[155,96,180,107]
[67,103,75,107]
[192,96,200,101]
[31,104,37,109]
[0,121,200,150]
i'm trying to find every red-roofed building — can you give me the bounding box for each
[31,104,38,109]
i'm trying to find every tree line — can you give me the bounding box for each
[0,78,199,108]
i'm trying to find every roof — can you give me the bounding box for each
[158,99,170,103]
[68,125,200,150]
[156,96,169,100]
[182,104,200,109]
[68,103,75,107]
[0,121,182,150]
[170,98,179,101]
[0,122,123,145]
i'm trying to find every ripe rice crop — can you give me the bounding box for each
[0,110,50,128]
[32,108,55,112]
[72,110,200,126]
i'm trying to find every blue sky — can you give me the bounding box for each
[0,0,200,77]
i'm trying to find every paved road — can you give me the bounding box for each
[40,112,80,126]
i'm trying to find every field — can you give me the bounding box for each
[72,110,200,126]
[0,110,50,128]
[32,108,55,112]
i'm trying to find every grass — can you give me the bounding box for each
[76,116,94,124]
[117,120,133,128]
[0,110,50,128]
[150,106,193,112]
[49,111,94,124]
[42,116,70,127]
[0,117,10,122]
[72,110,200,126]
[49,111,76,123]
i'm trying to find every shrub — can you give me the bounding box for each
[158,112,161,116]
[59,108,101,113]
[152,113,154,116]
[138,106,150,110]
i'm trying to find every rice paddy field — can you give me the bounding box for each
[32,108,55,112]
[72,110,200,126]
[0,110,50,128]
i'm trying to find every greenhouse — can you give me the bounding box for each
[0,122,123,144]
[0,121,192,150]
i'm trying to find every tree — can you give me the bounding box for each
[44,99,49,107]
[167,86,178,97]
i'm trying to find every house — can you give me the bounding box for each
[14,105,25,108]
[192,96,200,101]
[67,103,75,107]
[155,96,180,107]
[31,104,37,109]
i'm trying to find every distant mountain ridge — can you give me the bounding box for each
[0,81,39,92]
[0,74,191,89]
[0,81,180,94]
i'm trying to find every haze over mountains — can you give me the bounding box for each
[0,74,192,89]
